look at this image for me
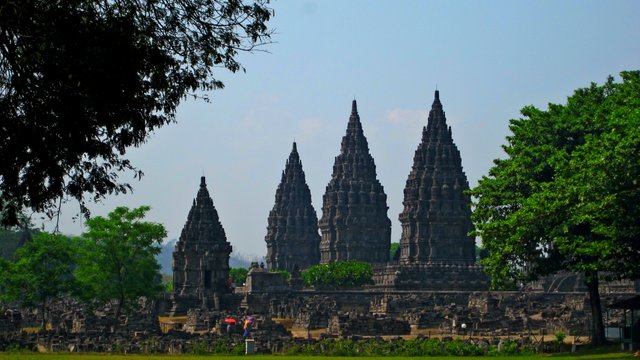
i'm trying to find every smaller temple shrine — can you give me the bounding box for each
[170,176,233,315]
[265,142,321,272]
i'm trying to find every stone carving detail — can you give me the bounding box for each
[398,90,476,265]
[171,176,232,315]
[319,100,391,264]
[265,142,320,272]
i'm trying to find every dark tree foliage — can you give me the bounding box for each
[471,71,640,345]
[0,0,272,225]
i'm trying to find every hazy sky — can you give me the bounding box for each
[48,0,640,259]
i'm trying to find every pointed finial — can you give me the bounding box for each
[435,89,439,100]
[200,176,206,187]
[292,141,297,152]
[351,99,358,114]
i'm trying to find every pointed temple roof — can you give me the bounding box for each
[328,100,379,181]
[175,176,228,249]
[319,100,391,264]
[265,142,320,272]
[398,91,476,264]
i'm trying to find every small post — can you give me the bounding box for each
[245,339,255,355]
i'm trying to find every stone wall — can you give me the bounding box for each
[328,313,410,336]
[242,289,633,337]
[1,289,636,346]
[373,262,490,291]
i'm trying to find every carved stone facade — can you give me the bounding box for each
[171,176,232,315]
[265,142,320,272]
[398,90,476,265]
[370,91,489,290]
[319,100,391,264]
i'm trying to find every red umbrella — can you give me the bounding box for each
[224,318,237,324]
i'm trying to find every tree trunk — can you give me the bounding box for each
[40,300,47,331]
[585,270,606,345]
[113,296,124,332]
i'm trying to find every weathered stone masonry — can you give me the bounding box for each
[171,176,232,315]
[265,142,321,272]
[319,100,391,264]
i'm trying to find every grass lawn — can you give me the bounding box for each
[0,352,636,360]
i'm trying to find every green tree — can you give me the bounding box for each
[229,267,248,285]
[471,71,640,345]
[1,232,80,329]
[302,260,375,288]
[0,228,32,261]
[389,243,400,261]
[76,206,166,329]
[0,0,272,226]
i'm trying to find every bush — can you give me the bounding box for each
[499,340,520,355]
[278,337,506,356]
[301,260,374,288]
[271,269,291,281]
[555,331,567,344]
[229,268,248,285]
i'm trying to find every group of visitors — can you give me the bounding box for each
[225,314,256,338]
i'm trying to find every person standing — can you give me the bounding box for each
[243,316,256,338]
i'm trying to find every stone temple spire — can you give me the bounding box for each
[171,176,232,314]
[398,91,475,264]
[265,142,320,272]
[319,100,391,264]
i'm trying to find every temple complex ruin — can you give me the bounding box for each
[318,100,391,264]
[2,93,638,354]
[265,142,320,272]
[170,176,232,315]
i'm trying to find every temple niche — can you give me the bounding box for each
[319,100,391,264]
[265,142,321,272]
[374,91,489,290]
[171,176,233,315]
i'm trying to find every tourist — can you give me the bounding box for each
[243,316,256,338]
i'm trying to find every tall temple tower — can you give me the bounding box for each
[373,91,489,290]
[171,176,232,314]
[398,90,476,264]
[319,100,391,264]
[265,142,320,272]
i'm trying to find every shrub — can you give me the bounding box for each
[271,269,291,281]
[229,268,248,285]
[444,339,483,356]
[191,339,208,355]
[301,260,374,288]
[499,340,519,355]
